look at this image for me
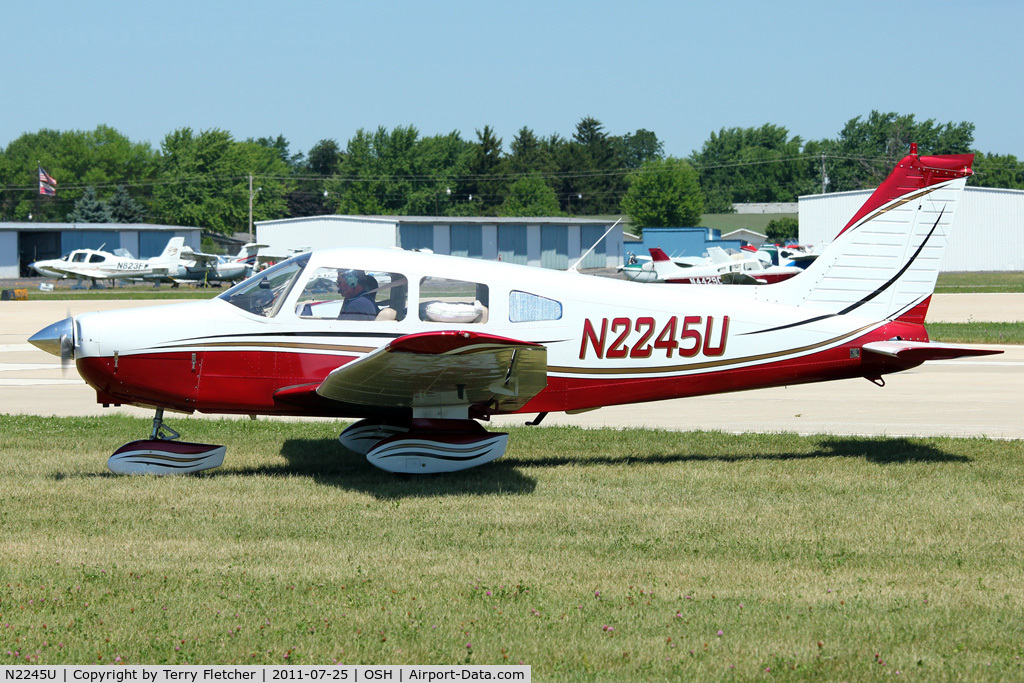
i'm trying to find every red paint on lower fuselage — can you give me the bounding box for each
[77,321,928,418]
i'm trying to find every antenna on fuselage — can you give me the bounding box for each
[568,218,621,274]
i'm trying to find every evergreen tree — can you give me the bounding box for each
[68,186,112,223]
[461,126,504,215]
[106,185,146,223]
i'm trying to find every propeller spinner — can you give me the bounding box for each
[28,316,75,372]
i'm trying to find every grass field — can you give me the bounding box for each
[927,322,1024,345]
[1,415,1022,679]
[25,288,217,301]
[934,272,1024,293]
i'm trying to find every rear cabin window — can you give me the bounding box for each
[509,291,562,322]
[296,267,408,321]
[418,276,489,324]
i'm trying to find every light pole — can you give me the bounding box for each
[567,191,582,215]
[434,186,451,216]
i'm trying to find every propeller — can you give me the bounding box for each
[28,314,76,375]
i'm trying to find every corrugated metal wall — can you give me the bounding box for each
[497,225,528,264]
[257,217,623,270]
[799,187,1024,272]
[540,225,569,269]
[61,230,121,253]
[259,217,398,253]
[579,225,607,269]
[398,224,433,251]
[450,225,483,259]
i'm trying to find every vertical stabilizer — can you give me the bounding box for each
[706,247,732,265]
[758,146,973,321]
[154,237,185,266]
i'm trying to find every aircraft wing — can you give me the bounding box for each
[44,263,114,280]
[314,330,548,413]
[181,248,220,265]
[41,263,87,278]
[721,271,765,285]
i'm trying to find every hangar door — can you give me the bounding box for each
[62,230,120,253]
[450,225,483,259]
[579,225,608,269]
[139,231,179,258]
[398,225,433,251]
[19,231,61,277]
[498,225,527,265]
[541,225,568,269]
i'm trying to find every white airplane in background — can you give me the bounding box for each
[751,243,820,269]
[170,243,269,286]
[29,245,135,279]
[30,238,185,289]
[648,245,805,284]
[30,145,1000,476]
[618,252,706,283]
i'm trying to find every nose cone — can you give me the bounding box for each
[29,317,74,357]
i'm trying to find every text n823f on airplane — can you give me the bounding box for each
[29,145,1001,475]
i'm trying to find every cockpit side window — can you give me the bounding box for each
[89,254,105,263]
[418,277,489,324]
[296,267,408,321]
[220,254,309,317]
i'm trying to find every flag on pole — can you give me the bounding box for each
[38,165,57,196]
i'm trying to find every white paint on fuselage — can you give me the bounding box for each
[71,247,883,384]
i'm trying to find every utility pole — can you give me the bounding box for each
[248,174,254,242]
[821,152,829,194]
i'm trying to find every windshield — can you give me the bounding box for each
[219,253,310,317]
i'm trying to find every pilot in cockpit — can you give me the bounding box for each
[336,269,380,320]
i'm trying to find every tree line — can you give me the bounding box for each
[1,112,1021,235]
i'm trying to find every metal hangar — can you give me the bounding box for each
[255,215,624,270]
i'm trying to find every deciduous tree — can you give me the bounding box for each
[621,158,704,230]
[499,175,563,217]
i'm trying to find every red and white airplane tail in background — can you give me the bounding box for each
[232,243,269,266]
[759,144,974,323]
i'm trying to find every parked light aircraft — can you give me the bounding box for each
[29,245,128,280]
[30,238,185,288]
[648,245,805,284]
[750,243,820,270]
[29,146,1001,475]
[169,243,269,285]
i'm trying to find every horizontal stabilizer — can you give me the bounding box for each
[862,340,1003,362]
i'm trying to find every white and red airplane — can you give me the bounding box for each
[29,145,1000,475]
[648,245,804,285]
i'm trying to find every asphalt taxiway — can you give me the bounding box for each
[2,296,1022,439]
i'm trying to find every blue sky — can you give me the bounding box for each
[5,0,1022,159]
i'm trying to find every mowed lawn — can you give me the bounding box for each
[1,415,1022,680]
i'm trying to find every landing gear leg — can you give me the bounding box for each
[106,409,226,475]
[150,408,181,441]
